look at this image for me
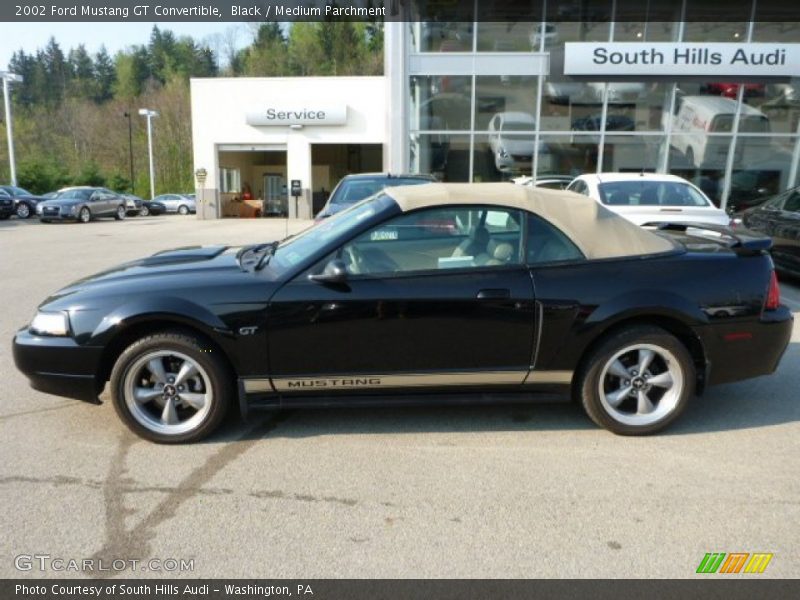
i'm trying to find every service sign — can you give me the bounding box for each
[564,43,800,77]
[246,105,347,126]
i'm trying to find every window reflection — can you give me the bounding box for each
[410,134,471,182]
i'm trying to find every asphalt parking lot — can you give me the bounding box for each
[1,215,798,579]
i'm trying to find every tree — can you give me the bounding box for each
[93,46,116,103]
[243,23,289,76]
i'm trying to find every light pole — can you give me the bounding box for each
[123,112,135,195]
[138,108,159,199]
[1,71,23,187]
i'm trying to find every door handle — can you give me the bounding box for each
[477,288,510,299]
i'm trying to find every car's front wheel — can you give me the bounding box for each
[178,205,189,215]
[16,203,31,219]
[139,205,150,217]
[577,326,694,435]
[79,207,91,223]
[109,331,232,443]
[115,205,126,220]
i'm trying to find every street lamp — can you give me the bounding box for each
[1,71,23,187]
[123,112,135,195]
[138,108,159,199]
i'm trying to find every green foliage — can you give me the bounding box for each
[16,159,71,195]
[107,172,131,193]
[73,161,106,187]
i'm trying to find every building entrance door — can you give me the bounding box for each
[263,174,287,217]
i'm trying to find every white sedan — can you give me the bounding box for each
[566,173,730,227]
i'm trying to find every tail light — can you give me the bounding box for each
[764,270,780,311]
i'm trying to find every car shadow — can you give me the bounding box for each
[204,341,799,444]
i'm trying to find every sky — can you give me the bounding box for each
[1,22,252,69]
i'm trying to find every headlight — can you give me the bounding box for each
[36,204,43,214]
[30,311,70,336]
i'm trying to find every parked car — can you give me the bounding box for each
[152,194,196,215]
[588,82,647,104]
[566,173,730,227]
[138,200,167,217]
[0,185,44,219]
[488,111,543,173]
[0,190,15,219]
[668,95,770,168]
[529,23,559,48]
[571,113,636,133]
[36,187,127,223]
[122,194,144,216]
[739,186,800,277]
[515,175,575,190]
[315,173,436,220]
[13,183,792,442]
[701,82,765,99]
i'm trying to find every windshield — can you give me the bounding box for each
[56,189,92,200]
[3,186,30,196]
[270,193,395,271]
[330,177,430,206]
[599,181,710,207]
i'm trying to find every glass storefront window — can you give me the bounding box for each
[682,22,749,43]
[603,82,672,132]
[602,135,668,173]
[539,80,599,132]
[473,134,537,182]
[413,22,474,52]
[744,80,800,135]
[410,76,472,131]
[537,135,600,178]
[410,134,471,182]
[474,76,538,130]
[726,136,798,211]
[476,22,540,51]
[752,22,800,43]
[612,22,680,42]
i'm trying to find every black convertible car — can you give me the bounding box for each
[13,183,793,443]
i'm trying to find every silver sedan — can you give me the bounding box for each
[152,194,196,215]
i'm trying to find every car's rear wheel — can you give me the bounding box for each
[16,203,31,219]
[110,331,232,443]
[178,205,189,215]
[577,326,694,435]
[139,205,150,217]
[79,207,91,223]
[115,205,126,220]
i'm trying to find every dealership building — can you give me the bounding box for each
[191,5,800,218]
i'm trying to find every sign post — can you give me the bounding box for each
[195,167,209,219]
[290,179,302,219]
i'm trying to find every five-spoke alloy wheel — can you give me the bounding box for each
[577,326,694,435]
[110,331,232,443]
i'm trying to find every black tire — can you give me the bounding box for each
[109,330,233,443]
[576,325,695,436]
[178,205,189,215]
[16,203,31,219]
[139,205,150,217]
[114,205,126,220]
[41,219,51,223]
[0,215,9,220]
[79,206,91,223]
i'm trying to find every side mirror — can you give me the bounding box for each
[309,258,348,284]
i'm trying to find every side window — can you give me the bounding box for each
[784,192,800,213]
[340,206,523,276]
[527,214,584,265]
[567,180,587,195]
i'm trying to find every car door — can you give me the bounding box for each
[266,205,537,395]
[88,190,107,215]
[773,191,800,272]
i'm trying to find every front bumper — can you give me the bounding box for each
[0,204,13,217]
[12,328,104,403]
[702,306,794,386]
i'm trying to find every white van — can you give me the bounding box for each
[668,95,770,168]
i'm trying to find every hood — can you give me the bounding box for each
[41,245,258,309]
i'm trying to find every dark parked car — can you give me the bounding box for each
[138,200,167,217]
[13,183,792,443]
[0,185,44,219]
[0,191,13,219]
[740,186,800,277]
[315,173,436,220]
[36,187,128,223]
[571,113,636,133]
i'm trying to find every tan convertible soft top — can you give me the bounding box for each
[384,182,675,260]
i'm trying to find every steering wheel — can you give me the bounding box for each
[344,245,364,274]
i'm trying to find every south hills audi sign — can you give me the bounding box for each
[565,43,800,77]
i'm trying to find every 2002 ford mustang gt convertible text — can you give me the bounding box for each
[13,183,793,442]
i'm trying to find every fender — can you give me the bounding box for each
[88,296,233,345]
[584,290,708,330]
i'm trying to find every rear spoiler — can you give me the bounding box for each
[649,222,773,256]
